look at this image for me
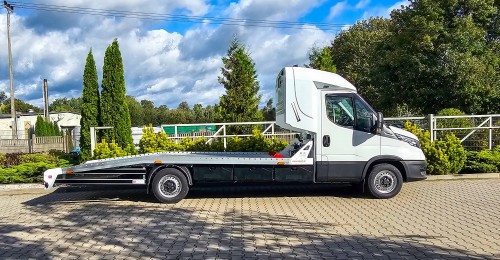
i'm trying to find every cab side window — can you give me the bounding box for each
[326,95,375,133]
[326,96,354,128]
[354,98,374,133]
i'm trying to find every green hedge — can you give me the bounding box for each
[461,147,500,173]
[0,150,75,184]
[404,121,466,175]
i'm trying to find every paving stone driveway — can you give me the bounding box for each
[1,179,500,259]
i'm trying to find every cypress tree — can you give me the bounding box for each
[80,49,100,160]
[35,116,44,136]
[100,39,133,148]
[47,120,54,136]
[218,37,263,133]
[52,121,60,136]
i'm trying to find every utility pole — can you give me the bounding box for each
[4,1,16,139]
[43,79,49,119]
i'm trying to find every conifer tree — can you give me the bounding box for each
[34,116,45,136]
[100,39,133,148]
[80,49,100,160]
[218,38,262,133]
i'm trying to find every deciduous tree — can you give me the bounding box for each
[127,96,144,127]
[49,97,82,113]
[378,0,500,114]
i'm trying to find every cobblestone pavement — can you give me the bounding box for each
[1,179,500,259]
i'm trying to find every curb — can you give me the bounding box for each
[0,183,43,192]
[425,173,500,181]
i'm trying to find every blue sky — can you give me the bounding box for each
[0,0,407,110]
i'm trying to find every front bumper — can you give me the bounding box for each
[43,168,63,188]
[402,160,427,181]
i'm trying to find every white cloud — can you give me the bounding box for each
[328,1,349,20]
[362,0,409,19]
[228,0,324,21]
[0,0,335,110]
[388,0,409,14]
[341,24,351,31]
[147,78,178,92]
[355,0,371,9]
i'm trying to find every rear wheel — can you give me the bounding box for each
[367,163,403,199]
[152,168,189,203]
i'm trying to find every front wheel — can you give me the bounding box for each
[367,163,403,199]
[152,168,189,203]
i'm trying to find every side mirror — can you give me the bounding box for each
[376,112,384,131]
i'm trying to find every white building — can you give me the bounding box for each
[0,112,81,139]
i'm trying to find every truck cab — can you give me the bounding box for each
[276,67,426,198]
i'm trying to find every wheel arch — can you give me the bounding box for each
[362,156,407,182]
[146,165,193,194]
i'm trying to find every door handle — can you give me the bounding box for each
[323,135,330,147]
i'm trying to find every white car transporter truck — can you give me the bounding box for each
[44,67,426,203]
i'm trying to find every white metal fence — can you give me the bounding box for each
[136,115,500,151]
[24,114,498,154]
[385,114,500,150]
[160,121,297,149]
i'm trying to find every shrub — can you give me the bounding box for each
[404,121,466,175]
[0,153,23,167]
[0,162,58,184]
[139,126,183,153]
[436,108,472,130]
[215,130,288,152]
[462,161,497,173]
[190,137,214,152]
[439,134,466,174]
[0,153,5,167]
[0,151,73,168]
[0,151,75,184]
[93,140,132,159]
[138,126,288,153]
[461,149,500,173]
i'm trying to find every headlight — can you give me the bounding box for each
[394,133,421,148]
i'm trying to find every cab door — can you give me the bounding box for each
[317,93,380,181]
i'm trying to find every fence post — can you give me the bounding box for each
[223,124,227,150]
[29,134,34,153]
[90,127,95,157]
[428,114,435,142]
[489,116,493,150]
[174,125,178,144]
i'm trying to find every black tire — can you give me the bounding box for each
[152,168,189,203]
[367,163,403,199]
